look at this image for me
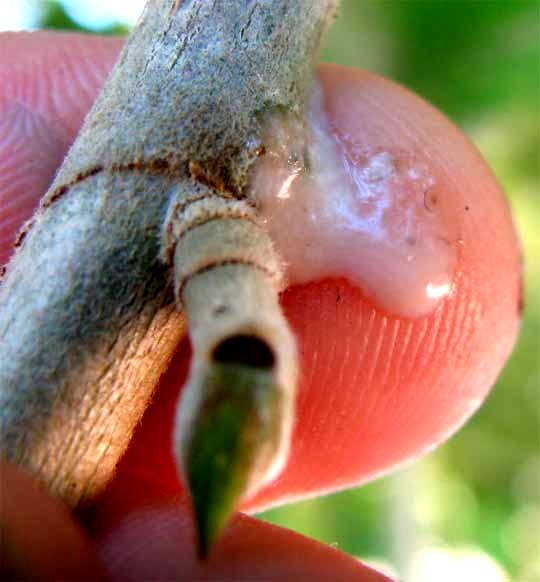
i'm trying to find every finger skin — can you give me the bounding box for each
[0,31,521,573]
[0,32,121,265]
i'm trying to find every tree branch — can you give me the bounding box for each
[0,0,337,553]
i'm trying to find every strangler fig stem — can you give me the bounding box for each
[0,0,337,555]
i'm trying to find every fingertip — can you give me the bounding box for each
[97,505,392,581]
[246,64,521,509]
[0,461,108,580]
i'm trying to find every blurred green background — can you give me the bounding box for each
[3,1,538,580]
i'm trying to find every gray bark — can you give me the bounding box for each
[0,0,336,506]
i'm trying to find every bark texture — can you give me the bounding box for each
[0,0,336,506]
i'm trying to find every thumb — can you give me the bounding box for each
[92,64,521,520]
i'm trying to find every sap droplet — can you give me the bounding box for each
[249,83,459,318]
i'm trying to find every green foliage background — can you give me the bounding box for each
[27,1,540,579]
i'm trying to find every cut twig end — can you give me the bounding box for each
[172,260,297,558]
[176,358,293,559]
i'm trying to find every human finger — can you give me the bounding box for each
[0,463,389,581]
[97,502,391,581]
[0,460,108,580]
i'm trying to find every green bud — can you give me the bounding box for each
[183,361,283,558]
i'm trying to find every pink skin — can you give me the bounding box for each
[0,32,521,580]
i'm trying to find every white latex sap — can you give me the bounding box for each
[249,85,458,318]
